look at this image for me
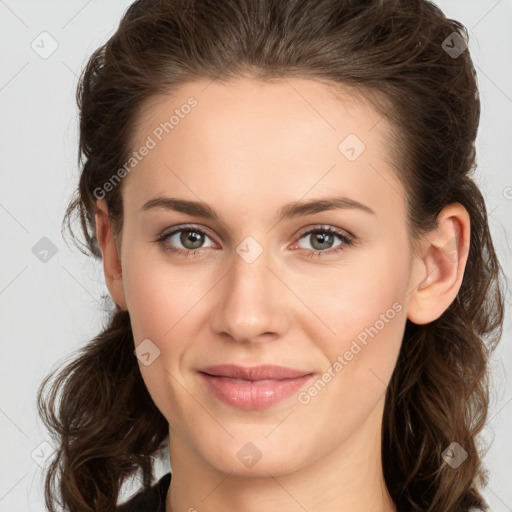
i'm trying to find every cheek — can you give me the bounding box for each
[122,249,207,342]
[303,244,409,343]
[121,252,215,417]
[298,242,410,397]
[296,271,407,442]
[121,255,197,423]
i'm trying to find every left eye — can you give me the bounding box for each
[295,227,352,253]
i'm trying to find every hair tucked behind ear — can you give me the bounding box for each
[382,178,504,511]
[37,0,506,510]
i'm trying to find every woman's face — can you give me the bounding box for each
[109,78,422,476]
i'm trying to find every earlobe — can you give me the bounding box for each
[94,199,128,311]
[407,203,470,325]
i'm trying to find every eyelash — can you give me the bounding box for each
[155,224,354,258]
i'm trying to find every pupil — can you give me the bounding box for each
[312,232,333,250]
[181,230,203,249]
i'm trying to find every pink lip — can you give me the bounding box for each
[198,364,314,409]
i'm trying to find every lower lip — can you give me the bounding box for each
[198,372,314,410]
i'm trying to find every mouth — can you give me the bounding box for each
[197,364,314,409]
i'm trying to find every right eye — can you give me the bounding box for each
[155,225,217,256]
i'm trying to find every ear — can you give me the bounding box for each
[95,199,128,311]
[407,202,470,325]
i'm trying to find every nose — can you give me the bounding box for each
[209,244,291,344]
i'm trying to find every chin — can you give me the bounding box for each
[197,434,311,478]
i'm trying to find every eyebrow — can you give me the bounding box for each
[140,195,375,222]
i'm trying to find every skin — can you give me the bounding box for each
[95,78,470,512]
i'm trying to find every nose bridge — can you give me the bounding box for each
[232,243,271,302]
[210,239,289,342]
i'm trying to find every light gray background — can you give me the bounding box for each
[0,1,510,511]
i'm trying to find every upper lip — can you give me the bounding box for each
[198,364,312,381]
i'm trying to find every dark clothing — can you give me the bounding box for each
[116,472,488,511]
[117,473,171,512]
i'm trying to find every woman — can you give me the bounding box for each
[37,0,506,511]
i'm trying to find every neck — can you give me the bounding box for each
[166,396,395,512]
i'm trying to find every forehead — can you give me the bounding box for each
[122,77,405,223]
[131,77,389,154]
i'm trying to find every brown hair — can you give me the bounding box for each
[37,0,506,511]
